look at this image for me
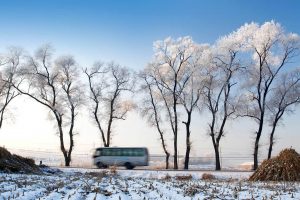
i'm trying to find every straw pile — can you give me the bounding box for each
[249,148,300,181]
[0,147,41,174]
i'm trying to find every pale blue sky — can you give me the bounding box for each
[0,0,299,164]
[1,0,300,68]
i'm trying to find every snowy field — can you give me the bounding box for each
[0,168,300,200]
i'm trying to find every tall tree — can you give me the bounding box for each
[178,44,208,169]
[0,47,22,129]
[179,69,202,170]
[147,36,199,169]
[139,71,170,169]
[239,21,300,170]
[266,69,300,159]
[84,62,135,147]
[203,32,244,170]
[14,45,82,166]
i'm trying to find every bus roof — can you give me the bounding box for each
[95,147,148,150]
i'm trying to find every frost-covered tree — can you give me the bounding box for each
[203,33,244,171]
[146,36,200,169]
[14,45,83,166]
[0,47,22,129]
[267,69,300,159]
[239,21,300,169]
[178,44,209,170]
[84,62,135,149]
[139,70,170,169]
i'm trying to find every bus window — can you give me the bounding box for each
[102,149,111,156]
[116,149,122,156]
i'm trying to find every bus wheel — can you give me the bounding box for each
[125,162,134,169]
[96,162,107,169]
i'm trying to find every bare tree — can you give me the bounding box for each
[0,47,23,129]
[84,62,135,148]
[178,45,208,170]
[139,71,170,169]
[147,37,199,169]
[56,56,83,166]
[180,70,202,170]
[203,52,241,170]
[266,69,300,159]
[14,45,82,166]
[239,21,300,170]
[202,33,245,170]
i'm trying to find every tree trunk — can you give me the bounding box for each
[173,103,178,169]
[55,113,70,167]
[184,142,191,170]
[183,112,191,170]
[213,143,221,171]
[64,155,71,166]
[252,105,265,170]
[162,141,170,169]
[268,119,279,160]
[267,133,274,160]
[59,131,69,166]
[165,152,170,169]
[0,105,6,128]
[106,116,112,147]
[253,136,259,170]
[106,96,116,147]
[211,133,221,171]
[173,135,178,169]
[172,73,178,169]
[0,81,14,129]
[94,103,107,147]
[253,125,263,170]
[66,153,72,166]
[66,113,75,167]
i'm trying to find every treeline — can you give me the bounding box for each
[0,21,299,170]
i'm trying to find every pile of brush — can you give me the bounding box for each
[249,148,300,181]
[0,147,41,174]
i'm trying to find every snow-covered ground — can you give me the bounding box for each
[0,168,299,200]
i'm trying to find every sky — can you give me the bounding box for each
[0,0,300,163]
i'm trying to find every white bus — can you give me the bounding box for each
[93,147,149,169]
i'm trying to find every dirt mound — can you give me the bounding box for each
[0,147,42,174]
[249,148,300,181]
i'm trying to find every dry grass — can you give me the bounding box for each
[249,148,300,181]
[0,147,11,158]
[109,165,118,176]
[175,174,192,181]
[13,155,36,167]
[85,171,109,182]
[201,173,216,180]
[184,185,201,196]
[0,147,41,174]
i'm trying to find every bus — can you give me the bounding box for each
[93,147,149,169]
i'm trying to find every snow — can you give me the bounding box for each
[1,168,299,199]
